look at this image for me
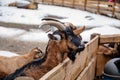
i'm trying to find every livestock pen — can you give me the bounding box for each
[34,0,120,19]
[1,1,120,79]
[1,28,120,80]
[37,34,120,80]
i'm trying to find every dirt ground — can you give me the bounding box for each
[0,37,47,54]
[0,22,48,54]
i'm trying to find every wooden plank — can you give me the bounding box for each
[87,4,97,9]
[64,0,73,4]
[100,6,113,10]
[115,3,120,14]
[100,34,120,44]
[40,36,99,80]
[96,53,111,76]
[99,10,112,15]
[39,58,70,80]
[74,0,84,6]
[86,7,97,13]
[52,0,63,6]
[116,3,120,7]
[100,1,114,5]
[74,2,84,6]
[63,0,74,7]
[115,8,120,13]
[115,13,120,19]
[87,1,98,4]
[76,57,96,80]
[42,0,52,4]
[73,5,85,10]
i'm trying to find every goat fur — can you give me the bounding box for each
[0,47,43,78]
[96,43,120,76]
[5,20,85,80]
[8,2,38,10]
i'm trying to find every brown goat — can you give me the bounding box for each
[5,19,85,80]
[8,2,38,10]
[96,43,120,76]
[26,2,38,10]
[0,47,43,78]
[98,43,119,56]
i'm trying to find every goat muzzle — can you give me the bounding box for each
[77,45,85,52]
[67,44,85,62]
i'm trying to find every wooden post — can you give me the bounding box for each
[52,0,54,5]
[112,1,116,17]
[90,33,100,40]
[62,0,64,6]
[42,0,44,3]
[97,0,100,14]
[72,0,75,8]
[84,0,87,10]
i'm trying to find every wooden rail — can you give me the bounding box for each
[38,34,120,80]
[9,34,120,80]
[97,34,120,76]
[39,35,99,80]
[35,0,120,19]
[100,34,120,44]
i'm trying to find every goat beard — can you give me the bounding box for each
[67,47,84,62]
[67,50,78,62]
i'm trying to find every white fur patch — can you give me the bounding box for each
[54,34,61,40]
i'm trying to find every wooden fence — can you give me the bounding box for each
[38,34,120,80]
[40,34,99,80]
[35,0,120,19]
[14,34,120,80]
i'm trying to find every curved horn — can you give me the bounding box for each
[39,21,65,31]
[73,26,85,35]
[42,18,76,30]
[64,22,76,30]
[42,17,63,24]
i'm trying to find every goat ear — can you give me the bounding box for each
[48,34,61,40]
[73,26,85,35]
[48,34,56,40]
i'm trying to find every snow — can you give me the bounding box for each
[16,31,49,42]
[0,0,15,6]
[0,51,19,57]
[0,0,120,56]
[0,2,120,27]
[0,26,49,42]
[81,26,120,41]
[0,26,26,38]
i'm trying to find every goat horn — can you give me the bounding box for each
[42,18,76,30]
[73,26,85,35]
[64,22,76,30]
[39,21,65,31]
[42,17,63,24]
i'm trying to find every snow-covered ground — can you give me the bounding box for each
[0,0,120,27]
[0,0,120,56]
[81,26,120,41]
[0,51,19,57]
[0,26,49,42]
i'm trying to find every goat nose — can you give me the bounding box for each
[81,41,85,45]
[77,45,85,52]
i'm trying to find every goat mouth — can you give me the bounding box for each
[67,46,85,62]
[77,45,85,52]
